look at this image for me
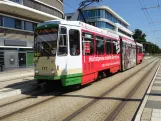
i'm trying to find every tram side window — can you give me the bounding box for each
[137,47,139,53]
[106,38,111,54]
[69,29,80,56]
[112,40,117,54]
[82,32,94,55]
[96,36,104,55]
[140,47,143,53]
[58,27,67,56]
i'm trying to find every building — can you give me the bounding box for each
[65,5,133,38]
[0,0,64,69]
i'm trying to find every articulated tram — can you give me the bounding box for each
[34,20,143,87]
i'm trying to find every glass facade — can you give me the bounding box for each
[0,15,37,31]
[118,29,132,38]
[25,22,33,31]
[96,21,115,30]
[78,9,128,28]
[4,17,15,28]
[0,16,3,26]
[9,0,23,4]
[15,19,22,29]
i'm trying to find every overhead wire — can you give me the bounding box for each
[156,0,161,40]
[142,0,156,30]
[139,0,155,36]
[141,0,161,41]
[64,1,77,10]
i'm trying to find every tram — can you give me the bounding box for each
[34,20,143,87]
[136,42,144,64]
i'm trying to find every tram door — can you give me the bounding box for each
[67,27,82,75]
[56,26,82,76]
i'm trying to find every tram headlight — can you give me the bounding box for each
[35,69,39,74]
[51,69,55,74]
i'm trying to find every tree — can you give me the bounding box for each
[133,29,161,54]
[133,29,147,43]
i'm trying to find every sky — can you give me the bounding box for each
[64,0,161,47]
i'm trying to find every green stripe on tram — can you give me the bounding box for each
[35,73,82,86]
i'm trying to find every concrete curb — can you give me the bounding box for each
[134,62,161,121]
[0,82,37,100]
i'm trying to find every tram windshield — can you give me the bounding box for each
[34,27,58,56]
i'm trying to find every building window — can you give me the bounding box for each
[0,16,3,26]
[25,21,33,31]
[118,29,132,38]
[67,16,71,20]
[96,36,104,55]
[69,29,80,56]
[78,9,128,28]
[33,23,37,31]
[96,21,115,30]
[100,10,105,18]
[9,0,23,4]
[87,11,91,18]
[4,17,15,28]
[1,15,36,31]
[15,19,22,29]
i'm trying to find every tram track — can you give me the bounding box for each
[63,58,160,121]
[0,90,64,120]
[0,57,158,121]
[0,88,43,108]
[105,59,160,121]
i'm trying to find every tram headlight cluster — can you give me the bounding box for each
[35,69,39,74]
[51,69,55,74]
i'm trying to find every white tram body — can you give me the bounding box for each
[34,20,143,86]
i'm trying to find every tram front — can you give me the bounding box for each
[34,21,63,84]
[34,20,82,87]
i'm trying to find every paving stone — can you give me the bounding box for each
[152,86,161,91]
[151,116,161,121]
[143,108,153,113]
[155,79,161,81]
[153,109,161,113]
[148,96,161,102]
[150,90,161,95]
[141,112,152,120]
[146,101,161,109]
[152,112,161,118]
[154,81,161,84]
[153,84,161,87]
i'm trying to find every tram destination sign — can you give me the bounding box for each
[35,28,58,35]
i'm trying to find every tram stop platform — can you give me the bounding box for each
[0,67,34,82]
[0,68,36,100]
[135,62,161,121]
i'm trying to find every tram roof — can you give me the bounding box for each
[37,20,120,39]
[37,20,135,41]
[136,42,143,47]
